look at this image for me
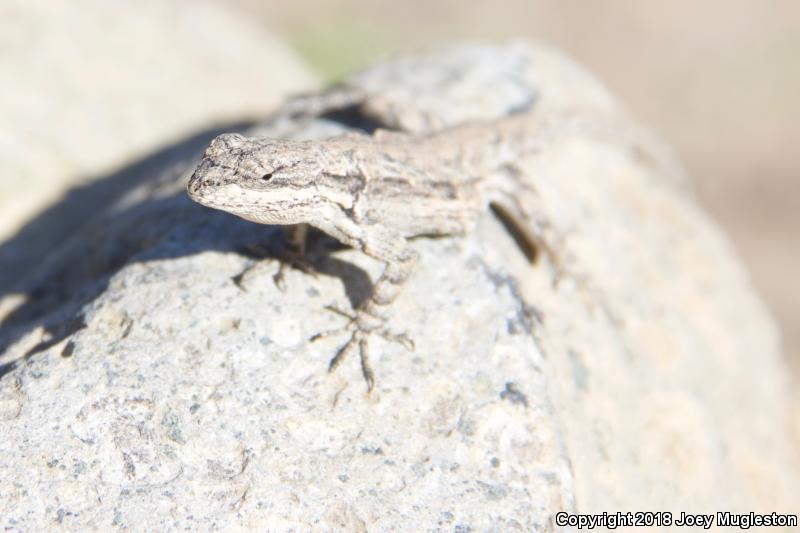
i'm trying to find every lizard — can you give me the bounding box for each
[187,109,672,391]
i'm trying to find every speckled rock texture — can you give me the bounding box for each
[1,43,798,531]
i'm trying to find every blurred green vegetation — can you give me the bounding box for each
[287,19,397,81]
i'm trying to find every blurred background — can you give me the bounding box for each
[1,0,797,376]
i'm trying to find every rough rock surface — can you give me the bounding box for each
[1,43,798,531]
[0,0,317,288]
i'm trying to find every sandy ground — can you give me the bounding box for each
[230,0,800,377]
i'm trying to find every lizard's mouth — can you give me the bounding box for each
[186,173,217,204]
[186,178,280,218]
[186,175,313,226]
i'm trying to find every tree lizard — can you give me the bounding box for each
[187,110,671,390]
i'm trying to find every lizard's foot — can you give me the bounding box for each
[232,258,271,291]
[272,252,317,292]
[311,305,415,349]
[328,329,375,391]
[233,247,317,292]
[310,306,414,391]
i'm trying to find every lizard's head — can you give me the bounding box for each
[187,133,327,225]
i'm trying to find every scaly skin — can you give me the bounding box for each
[187,110,675,390]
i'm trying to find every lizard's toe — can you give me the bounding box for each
[311,307,412,392]
[378,330,415,351]
[273,254,318,291]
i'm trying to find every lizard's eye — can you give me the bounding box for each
[260,172,274,182]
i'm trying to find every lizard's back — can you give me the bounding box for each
[333,135,488,238]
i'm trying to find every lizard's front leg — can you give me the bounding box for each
[357,231,418,335]
[233,224,314,291]
[273,223,313,290]
[315,227,418,391]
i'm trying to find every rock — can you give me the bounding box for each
[1,43,798,531]
[0,0,318,289]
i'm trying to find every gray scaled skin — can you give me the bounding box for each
[187,112,672,390]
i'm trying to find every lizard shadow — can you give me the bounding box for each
[0,121,375,380]
[241,230,374,310]
[0,120,254,299]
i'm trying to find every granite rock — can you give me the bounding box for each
[0,43,798,531]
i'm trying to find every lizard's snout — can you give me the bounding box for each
[187,173,202,197]
[187,172,213,201]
